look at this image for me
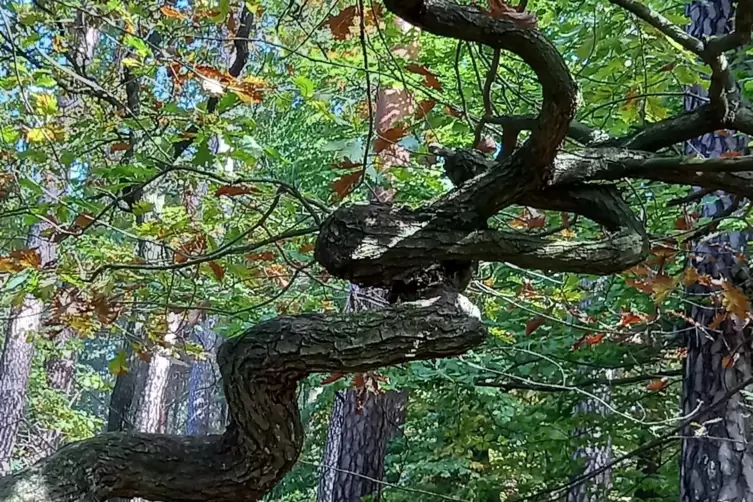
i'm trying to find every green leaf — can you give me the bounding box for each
[293,76,315,99]
[107,350,129,376]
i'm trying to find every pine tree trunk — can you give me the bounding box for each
[0,199,59,475]
[187,322,219,436]
[317,387,408,502]
[681,2,753,501]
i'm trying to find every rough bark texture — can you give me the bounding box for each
[187,321,220,436]
[0,215,57,475]
[680,2,753,502]
[0,291,485,502]
[317,389,408,502]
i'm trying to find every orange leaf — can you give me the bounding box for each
[675,215,691,230]
[110,142,131,152]
[215,185,260,197]
[246,251,275,261]
[321,372,346,385]
[331,171,363,200]
[414,100,437,119]
[323,6,357,40]
[160,5,187,20]
[174,235,206,263]
[527,214,546,229]
[484,0,538,29]
[585,333,606,346]
[525,317,545,336]
[299,243,315,253]
[619,311,643,326]
[646,379,668,391]
[373,125,407,153]
[720,151,742,158]
[208,261,224,281]
[651,245,678,258]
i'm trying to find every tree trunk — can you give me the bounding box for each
[187,321,219,436]
[681,2,753,501]
[0,208,58,475]
[317,388,408,502]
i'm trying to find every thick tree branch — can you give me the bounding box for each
[0,291,485,502]
[383,0,579,175]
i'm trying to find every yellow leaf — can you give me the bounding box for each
[107,350,129,376]
[160,5,187,20]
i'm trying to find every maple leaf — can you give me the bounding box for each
[405,64,442,90]
[683,267,700,286]
[160,5,187,20]
[373,126,407,153]
[525,316,545,336]
[323,6,358,40]
[619,311,643,326]
[651,273,678,303]
[721,280,751,319]
[208,261,225,281]
[174,235,207,263]
[331,159,362,171]
[484,0,538,29]
[215,185,260,197]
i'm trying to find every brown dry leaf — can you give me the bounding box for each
[373,126,408,153]
[323,6,358,40]
[585,333,606,346]
[484,0,538,29]
[208,261,225,281]
[246,251,276,261]
[73,213,95,231]
[160,5,187,20]
[414,100,437,119]
[405,64,442,90]
[321,372,347,385]
[651,273,678,303]
[721,280,751,319]
[646,379,668,392]
[10,248,42,269]
[683,267,700,286]
[331,159,362,171]
[675,215,691,230]
[299,243,315,253]
[110,142,131,152]
[215,185,260,197]
[525,317,545,336]
[331,170,363,200]
[193,65,230,82]
[619,311,643,326]
[651,245,678,259]
[625,278,654,295]
[227,11,238,34]
[527,212,546,229]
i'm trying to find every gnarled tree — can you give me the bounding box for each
[2,0,753,500]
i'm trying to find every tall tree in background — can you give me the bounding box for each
[681,0,753,500]
[0,11,98,473]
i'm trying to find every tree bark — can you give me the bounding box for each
[317,388,408,502]
[0,290,485,502]
[680,2,753,501]
[187,321,220,436]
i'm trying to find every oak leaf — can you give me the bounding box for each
[721,280,751,319]
[208,261,225,281]
[525,317,545,336]
[373,125,407,153]
[405,64,442,90]
[215,185,260,197]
